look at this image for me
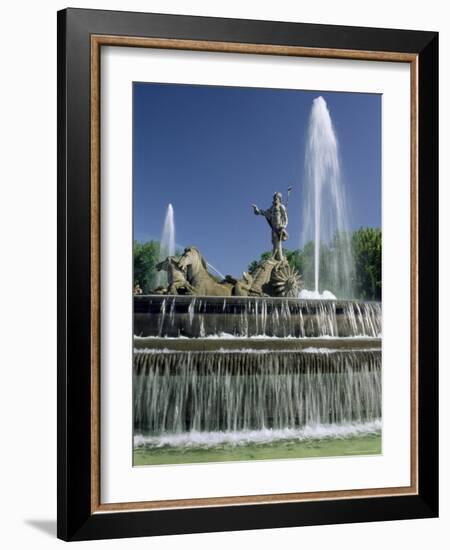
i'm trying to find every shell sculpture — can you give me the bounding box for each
[270,263,302,297]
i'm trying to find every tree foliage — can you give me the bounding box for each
[248,252,272,274]
[247,227,381,301]
[351,228,381,300]
[133,240,160,294]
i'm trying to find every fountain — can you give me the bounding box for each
[134,349,381,435]
[300,96,354,299]
[156,203,175,287]
[133,99,381,463]
[134,295,381,338]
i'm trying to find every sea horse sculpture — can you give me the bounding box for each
[178,247,234,296]
[150,188,302,297]
[156,256,195,295]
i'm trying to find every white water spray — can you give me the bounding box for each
[157,204,176,286]
[301,97,354,299]
[207,263,225,280]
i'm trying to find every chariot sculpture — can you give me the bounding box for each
[153,190,302,297]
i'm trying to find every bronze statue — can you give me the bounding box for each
[155,256,195,295]
[149,188,302,297]
[178,247,234,296]
[252,192,289,261]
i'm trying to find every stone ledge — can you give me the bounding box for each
[134,337,381,352]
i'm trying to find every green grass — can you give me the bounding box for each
[133,434,381,466]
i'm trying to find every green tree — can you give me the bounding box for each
[248,249,305,275]
[247,228,381,301]
[352,228,382,300]
[284,249,302,273]
[248,251,272,274]
[133,240,160,294]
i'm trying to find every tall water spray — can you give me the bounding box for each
[301,97,354,299]
[157,203,225,284]
[157,204,176,286]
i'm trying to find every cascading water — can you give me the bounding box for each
[134,349,381,438]
[157,203,176,287]
[300,97,354,299]
[134,295,382,338]
[133,96,381,463]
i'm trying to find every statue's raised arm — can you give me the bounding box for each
[252,204,264,217]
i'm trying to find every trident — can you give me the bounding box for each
[285,186,293,207]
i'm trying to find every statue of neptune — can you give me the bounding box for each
[252,192,289,261]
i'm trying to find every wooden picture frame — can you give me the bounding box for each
[57,8,438,541]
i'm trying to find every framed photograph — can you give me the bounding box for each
[57,8,438,541]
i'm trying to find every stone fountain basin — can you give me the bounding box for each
[134,295,382,339]
[134,336,381,352]
[134,294,380,311]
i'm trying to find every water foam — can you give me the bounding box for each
[299,289,337,300]
[134,420,381,449]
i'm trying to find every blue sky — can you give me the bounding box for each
[133,82,381,277]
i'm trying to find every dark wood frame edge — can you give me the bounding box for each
[57,8,438,541]
[89,33,419,514]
